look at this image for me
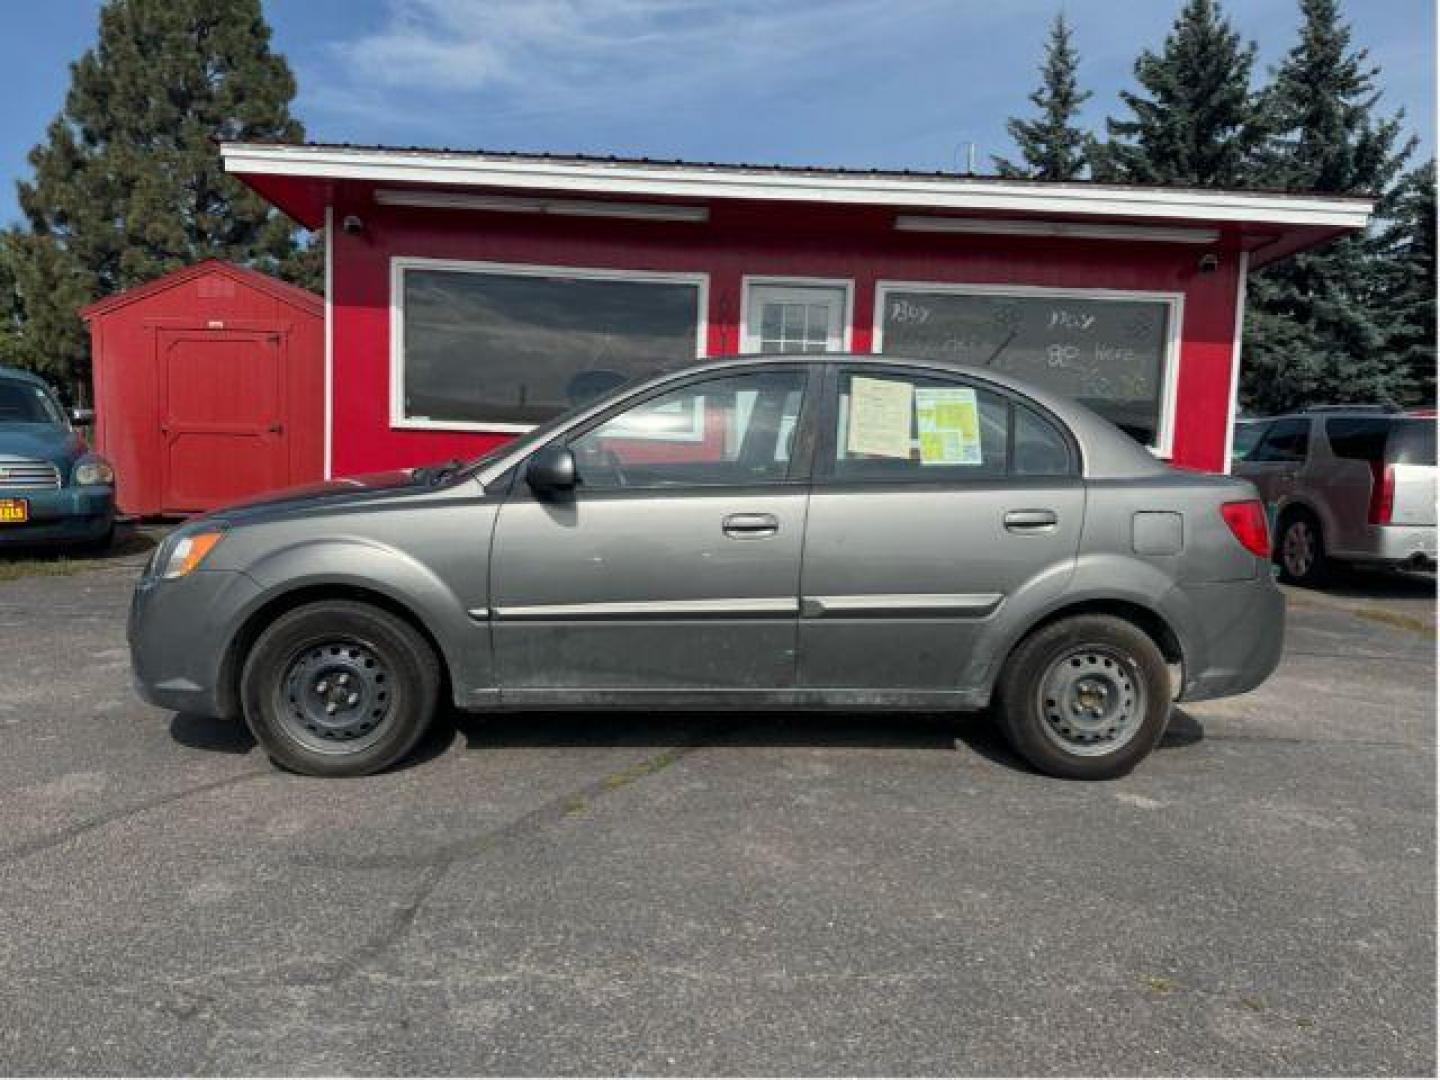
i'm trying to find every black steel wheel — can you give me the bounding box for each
[241,600,441,777]
[994,614,1171,780]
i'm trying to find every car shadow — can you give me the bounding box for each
[169,704,1207,778]
[1313,563,1435,601]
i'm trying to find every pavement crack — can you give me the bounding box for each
[302,718,736,985]
[0,769,270,868]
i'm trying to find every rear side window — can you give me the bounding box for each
[828,369,1073,481]
[1387,420,1436,466]
[1326,417,1437,466]
[1247,418,1310,463]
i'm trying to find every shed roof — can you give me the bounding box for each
[80,258,322,321]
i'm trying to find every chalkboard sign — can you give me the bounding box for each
[878,289,1174,446]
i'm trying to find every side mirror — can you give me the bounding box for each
[71,407,95,426]
[526,444,577,494]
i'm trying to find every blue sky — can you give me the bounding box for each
[2,0,1434,226]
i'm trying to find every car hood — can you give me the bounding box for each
[210,469,431,523]
[0,424,87,471]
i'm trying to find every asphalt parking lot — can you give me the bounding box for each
[0,543,1433,1076]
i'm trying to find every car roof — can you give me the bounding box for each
[0,365,50,389]
[479,352,1169,482]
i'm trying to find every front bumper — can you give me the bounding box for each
[1172,573,1287,702]
[129,568,261,718]
[0,486,114,546]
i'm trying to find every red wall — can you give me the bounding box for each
[330,196,1244,476]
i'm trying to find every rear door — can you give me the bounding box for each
[797,364,1084,694]
[158,328,288,513]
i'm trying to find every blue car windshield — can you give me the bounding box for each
[0,378,65,426]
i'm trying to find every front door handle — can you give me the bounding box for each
[723,513,779,539]
[1004,509,1058,532]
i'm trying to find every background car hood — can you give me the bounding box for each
[0,424,86,472]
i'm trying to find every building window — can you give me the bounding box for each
[874,283,1181,452]
[393,260,707,430]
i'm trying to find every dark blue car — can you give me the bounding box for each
[0,365,115,550]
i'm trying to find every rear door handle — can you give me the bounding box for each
[723,513,779,539]
[1004,509,1058,532]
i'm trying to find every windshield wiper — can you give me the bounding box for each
[413,458,466,485]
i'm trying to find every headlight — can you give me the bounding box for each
[159,529,225,580]
[73,459,115,486]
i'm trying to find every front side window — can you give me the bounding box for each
[570,369,807,489]
[877,287,1175,449]
[0,379,65,426]
[398,264,704,427]
[1247,418,1310,463]
[828,369,1072,481]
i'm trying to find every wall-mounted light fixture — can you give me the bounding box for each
[341,214,365,235]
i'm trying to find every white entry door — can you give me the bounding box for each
[742,281,850,354]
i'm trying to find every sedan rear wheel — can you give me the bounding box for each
[241,600,440,777]
[995,614,1170,780]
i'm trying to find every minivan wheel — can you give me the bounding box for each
[1276,512,1327,586]
[994,614,1171,780]
[241,600,441,777]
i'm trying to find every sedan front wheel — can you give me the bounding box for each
[241,600,441,777]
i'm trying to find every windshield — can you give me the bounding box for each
[1232,421,1266,458]
[0,378,66,426]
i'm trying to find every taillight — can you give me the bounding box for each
[1367,462,1396,525]
[1221,500,1271,558]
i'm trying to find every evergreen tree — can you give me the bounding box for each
[1094,0,1263,187]
[993,14,1093,181]
[6,0,314,397]
[1374,160,1436,405]
[1241,0,1420,412]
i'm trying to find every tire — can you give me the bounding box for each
[994,614,1171,780]
[1275,510,1328,586]
[240,600,441,777]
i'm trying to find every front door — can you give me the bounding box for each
[490,366,815,698]
[798,364,1084,695]
[741,281,849,354]
[158,328,288,513]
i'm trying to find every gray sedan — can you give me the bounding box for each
[129,354,1284,780]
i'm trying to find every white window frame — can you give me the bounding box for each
[871,280,1185,458]
[390,256,710,433]
[739,275,854,354]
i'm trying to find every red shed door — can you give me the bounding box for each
[158,328,288,513]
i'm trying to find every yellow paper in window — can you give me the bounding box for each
[916,387,982,465]
[846,377,913,459]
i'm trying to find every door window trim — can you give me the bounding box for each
[537,363,824,490]
[812,362,1081,487]
[739,275,855,354]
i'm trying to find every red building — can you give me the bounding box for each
[82,259,324,516]
[221,142,1372,478]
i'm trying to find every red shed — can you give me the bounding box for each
[220,142,1374,477]
[82,259,324,516]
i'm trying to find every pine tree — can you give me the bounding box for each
[992,14,1093,181]
[1374,161,1436,405]
[1241,0,1419,412]
[6,0,315,397]
[1094,0,1263,187]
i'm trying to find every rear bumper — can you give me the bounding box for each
[1333,524,1436,567]
[1172,573,1286,703]
[0,486,114,546]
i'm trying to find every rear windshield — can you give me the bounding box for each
[0,378,65,425]
[1325,417,1436,466]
